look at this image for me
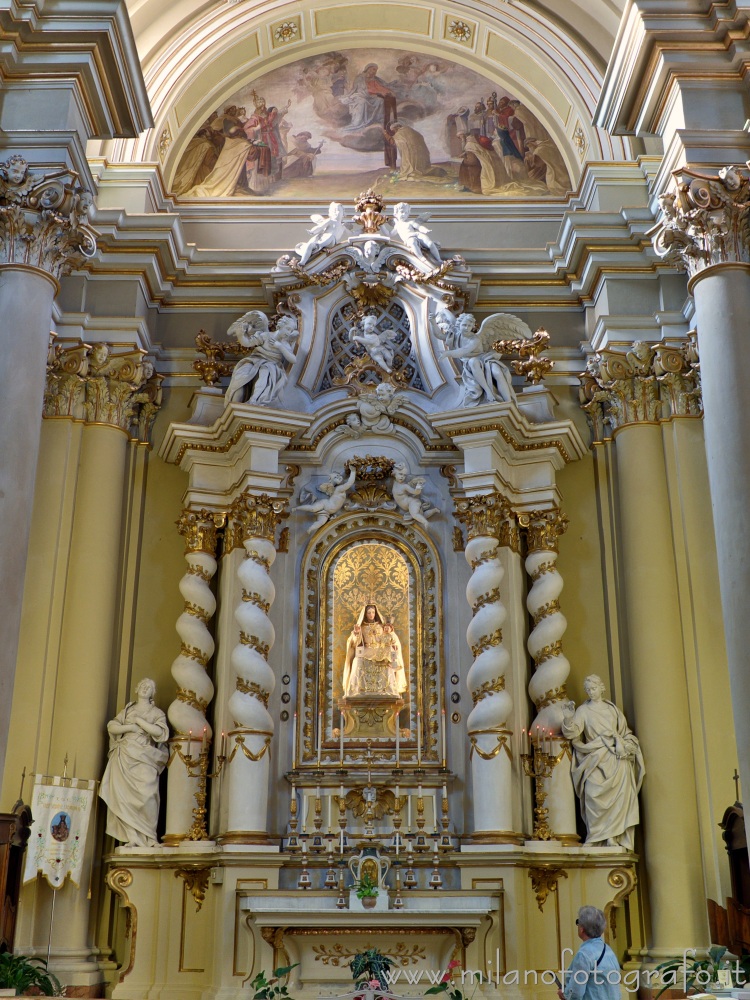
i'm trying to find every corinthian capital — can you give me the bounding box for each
[177,509,225,556]
[44,340,163,440]
[578,338,701,440]
[518,509,569,553]
[230,492,289,544]
[454,491,518,550]
[651,165,750,278]
[0,156,96,279]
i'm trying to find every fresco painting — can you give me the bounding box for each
[172,49,572,200]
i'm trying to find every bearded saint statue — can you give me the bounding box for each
[342,603,406,698]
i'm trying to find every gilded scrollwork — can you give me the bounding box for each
[175,866,211,912]
[528,866,568,912]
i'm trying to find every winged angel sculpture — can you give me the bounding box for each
[433,307,532,406]
[224,311,298,407]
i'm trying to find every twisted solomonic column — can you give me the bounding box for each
[164,510,223,844]
[455,492,517,841]
[224,493,288,843]
[518,509,577,841]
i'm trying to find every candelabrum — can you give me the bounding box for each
[429,839,443,889]
[298,837,312,889]
[403,834,418,889]
[521,739,562,840]
[324,838,338,889]
[393,862,404,909]
[178,736,228,841]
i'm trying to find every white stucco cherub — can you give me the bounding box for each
[297,467,357,534]
[348,314,399,372]
[343,382,404,437]
[391,463,439,529]
[294,201,353,266]
[391,202,442,265]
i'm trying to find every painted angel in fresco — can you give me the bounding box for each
[294,202,353,266]
[348,314,399,372]
[390,202,442,265]
[297,467,356,534]
[224,311,298,407]
[435,310,532,406]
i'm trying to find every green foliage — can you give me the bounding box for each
[425,962,479,1000]
[246,963,299,1000]
[353,874,379,899]
[655,946,730,997]
[0,953,63,996]
[350,948,393,990]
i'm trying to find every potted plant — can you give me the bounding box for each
[350,948,393,990]
[655,946,742,997]
[0,953,63,996]
[244,962,298,1000]
[353,873,379,910]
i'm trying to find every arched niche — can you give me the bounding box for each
[297,510,443,770]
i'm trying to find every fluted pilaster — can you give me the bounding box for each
[164,510,223,843]
[455,492,518,840]
[224,493,287,842]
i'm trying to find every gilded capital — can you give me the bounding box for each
[651,165,750,278]
[578,339,701,441]
[0,156,96,278]
[518,509,569,553]
[230,492,289,542]
[44,340,163,440]
[176,509,226,555]
[454,491,518,549]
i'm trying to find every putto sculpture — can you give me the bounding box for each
[297,467,357,534]
[342,382,405,438]
[347,314,399,372]
[390,202,442,265]
[294,201,353,266]
[391,462,439,529]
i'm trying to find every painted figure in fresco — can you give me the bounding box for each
[561,675,645,851]
[342,63,396,132]
[343,604,406,698]
[297,467,356,534]
[294,202,352,266]
[390,202,442,264]
[391,463,439,529]
[284,132,324,179]
[384,122,445,182]
[100,678,169,847]
[224,310,298,406]
[348,314,399,372]
[243,92,292,194]
[181,106,251,198]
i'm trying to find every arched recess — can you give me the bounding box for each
[99,0,630,177]
[297,510,443,771]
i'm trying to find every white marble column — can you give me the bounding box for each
[0,158,95,786]
[223,493,287,844]
[455,492,518,842]
[653,166,750,844]
[518,509,577,841]
[164,510,223,843]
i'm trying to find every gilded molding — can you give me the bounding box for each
[242,590,271,613]
[528,866,568,912]
[604,867,638,941]
[517,509,569,554]
[0,156,96,278]
[105,868,137,983]
[454,491,518,550]
[532,599,561,627]
[578,338,701,442]
[239,633,271,658]
[472,587,501,614]
[652,165,750,278]
[470,627,503,658]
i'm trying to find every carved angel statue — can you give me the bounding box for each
[390,202,442,265]
[294,201,353,266]
[436,310,532,406]
[224,311,298,407]
[347,239,391,275]
[391,463,439,529]
[342,382,404,437]
[348,314,399,372]
[297,467,356,534]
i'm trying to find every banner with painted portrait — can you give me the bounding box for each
[23,775,97,889]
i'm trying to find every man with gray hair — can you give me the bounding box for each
[558,906,621,1000]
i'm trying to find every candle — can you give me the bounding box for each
[339,711,344,767]
[396,718,400,766]
[442,781,448,802]
[328,793,332,832]
[201,726,207,752]
[291,782,296,805]
[302,836,307,856]
[221,731,227,759]
[317,710,322,766]
[340,828,344,854]
[441,709,447,766]
[302,793,306,833]
[292,712,297,769]
[188,730,193,758]
[407,794,412,831]
[417,711,422,765]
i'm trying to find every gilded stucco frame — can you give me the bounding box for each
[297,512,442,769]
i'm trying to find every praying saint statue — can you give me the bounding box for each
[347,314,399,372]
[343,604,406,698]
[561,675,645,851]
[224,311,298,407]
[100,678,169,848]
[294,201,352,266]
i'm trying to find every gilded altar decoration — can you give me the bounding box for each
[651,164,750,277]
[493,327,554,385]
[578,338,701,442]
[353,189,388,234]
[447,19,473,43]
[528,866,568,911]
[174,866,211,912]
[0,156,96,277]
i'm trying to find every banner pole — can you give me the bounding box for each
[46,882,57,968]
